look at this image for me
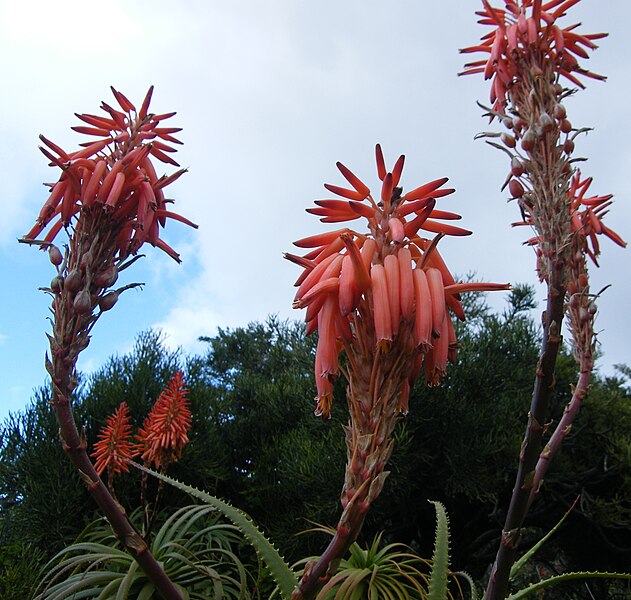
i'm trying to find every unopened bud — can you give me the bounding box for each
[501,133,516,148]
[65,269,82,293]
[588,303,597,316]
[94,266,119,288]
[554,103,567,119]
[560,119,572,133]
[512,116,524,131]
[48,246,63,266]
[51,275,63,293]
[511,157,525,177]
[521,129,536,151]
[539,112,554,133]
[502,117,513,129]
[564,139,575,154]
[73,289,92,314]
[99,291,119,312]
[509,179,525,198]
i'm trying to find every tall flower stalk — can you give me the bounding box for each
[287,145,508,599]
[460,2,625,598]
[22,87,197,600]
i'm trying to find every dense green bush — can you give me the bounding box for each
[1,289,630,596]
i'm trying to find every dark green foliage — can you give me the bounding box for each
[1,291,630,598]
[0,542,46,600]
[35,505,258,599]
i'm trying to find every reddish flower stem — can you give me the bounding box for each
[486,266,565,600]
[44,216,183,600]
[290,480,371,600]
[528,367,592,508]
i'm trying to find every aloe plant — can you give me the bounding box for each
[130,462,299,599]
[34,505,253,600]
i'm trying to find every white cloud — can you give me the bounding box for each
[2,1,630,426]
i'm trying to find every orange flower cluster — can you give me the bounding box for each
[287,146,509,418]
[91,372,192,478]
[460,0,606,111]
[24,86,196,262]
[92,402,136,477]
[136,371,192,469]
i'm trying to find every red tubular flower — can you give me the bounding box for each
[92,402,137,477]
[287,145,509,418]
[289,148,509,599]
[136,371,192,469]
[460,0,607,112]
[23,86,197,262]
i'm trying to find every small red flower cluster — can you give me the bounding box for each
[136,371,192,470]
[24,87,196,262]
[287,146,508,417]
[460,0,606,111]
[92,401,136,477]
[91,371,192,477]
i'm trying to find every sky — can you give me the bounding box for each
[0,1,629,423]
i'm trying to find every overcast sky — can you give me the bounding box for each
[1,1,629,422]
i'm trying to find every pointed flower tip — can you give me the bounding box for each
[91,401,137,477]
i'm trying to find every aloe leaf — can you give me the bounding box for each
[116,560,140,600]
[130,461,298,599]
[428,500,450,600]
[509,497,578,581]
[453,570,478,600]
[506,571,631,599]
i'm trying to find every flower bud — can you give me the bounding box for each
[98,291,119,312]
[554,103,567,119]
[564,139,575,154]
[539,112,554,133]
[521,129,536,151]
[501,133,516,148]
[94,266,119,288]
[502,117,513,129]
[509,179,525,198]
[560,119,572,133]
[73,289,92,314]
[51,275,63,293]
[65,269,82,293]
[511,157,525,177]
[48,246,63,266]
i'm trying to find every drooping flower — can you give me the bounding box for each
[23,86,197,262]
[287,145,509,419]
[92,402,137,477]
[136,371,192,470]
[460,0,607,112]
